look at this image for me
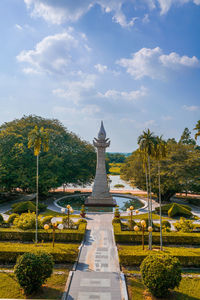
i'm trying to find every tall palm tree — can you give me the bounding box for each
[138,129,156,250]
[154,136,167,251]
[28,126,49,243]
[194,120,200,141]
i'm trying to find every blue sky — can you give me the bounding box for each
[0,0,200,152]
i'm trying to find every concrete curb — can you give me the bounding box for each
[61,270,74,300]
[120,272,129,300]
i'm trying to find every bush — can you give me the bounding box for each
[140,254,182,297]
[7,213,19,224]
[14,251,54,295]
[114,206,120,218]
[174,217,194,233]
[12,201,47,214]
[80,205,86,218]
[155,203,191,215]
[13,212,38,230]
[62,217,76,229]
[112,217,121,224]
[0,214,4,223]
[114,184,125,188]
[168,203,192,218]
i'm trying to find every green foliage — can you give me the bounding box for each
[121,143,200,201]
[14,251,54,295]
[112,217,121,224]
[13,212,38,230]
[114,184,125,188]
[0,222,87,243]
[155,203,192,215]
[106,153,126,163]
[174,217,194,232]
[80,205,86,218]
[0,214,3,223]
[11,201,47,214]
[0,115,96,194]
[7,213,19,224]
[179,127,196,145]
[62,217,76,229]
[168,203,192,218]
[140,254,182,297]
[113,223,200,245]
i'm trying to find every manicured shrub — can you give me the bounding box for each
[13,212,38,230]
[128,219,136,230]
[140,254,182,297]
[7,213,19,224]
[168,203,192,218]
[174,217,194,233]
[80,205,86,218]
[0,214,4,223]
[114,184,125,188]
[14,251,54,295]
[77,218,87,224]
[155,203,192,215]
[112,217,121,224]
[12,201,47,214]
[162,220,171,228]
[62,217,76,229]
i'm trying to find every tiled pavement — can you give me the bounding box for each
[66,214,125,300]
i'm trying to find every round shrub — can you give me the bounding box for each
[140,254,182,297]
[14,251,54,295]
[7,213,19,224]
[62,217,76,229]
[13,212,39,230]
[114,206,120,218]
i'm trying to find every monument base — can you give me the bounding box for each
[85,196,116,207]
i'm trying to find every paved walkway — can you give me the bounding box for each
[66,213,125,300]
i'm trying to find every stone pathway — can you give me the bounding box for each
[66,213,126,300]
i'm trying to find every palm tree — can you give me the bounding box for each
[194,120,200,141]
[154,136,167,251]
[28,126,49,243]
[138,129,156,250]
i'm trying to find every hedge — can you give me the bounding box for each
[0,242,79,264]
[118,245,200,267]
[0,223,87,242]
[113,223,200,245]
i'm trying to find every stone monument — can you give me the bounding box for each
[85,121,116,207]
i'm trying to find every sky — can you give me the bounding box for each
[0,0,200,152]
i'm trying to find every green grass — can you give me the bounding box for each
[39,209,80,218]
[127,276,200,299]
[0,267,71,299]
[121,212,171,221]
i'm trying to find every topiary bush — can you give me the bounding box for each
[112,217,121,224]
[114,206,120,218]
[12,201,47,214]
[13,212,39,230]
[7,213,19,224]
[14,251,54,295]
[168,203,192,218]
[140,254,182,298]
[155,203,192,215]
[62,216,76,229]
[41,215,54,228]
[0,214,4,224]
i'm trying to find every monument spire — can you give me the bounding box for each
[85,121,116,207]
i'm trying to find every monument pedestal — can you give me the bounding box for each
[85,196,116,207]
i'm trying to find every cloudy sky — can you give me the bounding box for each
[0,0,200,151]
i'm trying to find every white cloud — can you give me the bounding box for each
[17,30,90,75]
[117,47,199,79]
[98,86,147,101]
[94,64,108,73]
[182,105,199,111]
[161,115,173,121]
[24,0,138,28]
[52,73,96,103]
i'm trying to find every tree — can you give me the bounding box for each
[194,120,200,141]
[28,126,49,243]
[154,136,167,250]
[138,129,156,250]
[179,127,196,145]
[0,115,96,194]
[121,142,200,202]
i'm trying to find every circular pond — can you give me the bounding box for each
[56,194,144,212]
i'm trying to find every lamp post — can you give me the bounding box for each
[129,206,134,230]
[44,217,63,248]
[148,226,153,250]
[141,220,146,250]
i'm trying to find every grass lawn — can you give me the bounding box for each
[127,274,200,299]
[39,208,80,218]
[121,212,171,221]
[0,266,72,299]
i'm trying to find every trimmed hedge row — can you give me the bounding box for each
[0,242,79,264]
[113,223,200,245]
[118,245,200,267]
[0,223,87,242]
